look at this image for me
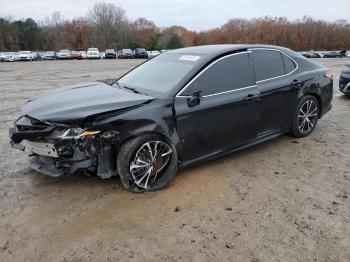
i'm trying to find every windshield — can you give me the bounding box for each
[19,51,30,54]
[60,50,69,53]
[88,48,98,52]
[117,53,201,95]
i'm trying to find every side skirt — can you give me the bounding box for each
[178,129,288,169]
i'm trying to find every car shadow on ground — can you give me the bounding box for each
[25,134,289,198]
[338,94,350,100]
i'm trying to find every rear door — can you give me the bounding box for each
[174,52,260,162]
[250,49,298,137]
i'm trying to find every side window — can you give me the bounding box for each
[253,50,286,81]
[281,53,296,73]
[187,53,254,96]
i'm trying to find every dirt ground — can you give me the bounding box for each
[0,58,349,262]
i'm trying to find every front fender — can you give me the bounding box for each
[90,100,185,162]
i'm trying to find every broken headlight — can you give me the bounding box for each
[59,128,101,140]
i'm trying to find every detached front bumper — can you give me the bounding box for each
[29,155,64,177]
[28,155,93,177]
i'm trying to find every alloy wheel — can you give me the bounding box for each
[297,100,318,134]
[129,141,173,189]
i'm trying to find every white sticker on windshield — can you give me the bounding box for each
[179,55,200,62]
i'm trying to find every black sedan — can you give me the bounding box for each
[118,49,133,59]
[323,51,342,58]
[134,48,148,59]
[339,61,350,95]
[9,45,333,192]
[105,49,116,59]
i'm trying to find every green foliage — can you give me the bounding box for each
[3,18,42,50]
[145,33,160,50]
[166,33,183,49]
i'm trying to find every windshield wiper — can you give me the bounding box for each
[115,82,149,96]
[123,85,143,94]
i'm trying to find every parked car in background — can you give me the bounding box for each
[300,52,312,58]
[118,49,133,58]
[9,45,333,192]
[3,52,18,62]
[323,51,341,58]
[105,49,116,59]
[36,52,46,61]
[87,48,100,59]
[299,52,320,58]
[147,50,160,58]
[69,51,83,60]
[0,52,5,62]
[57,49,71,60]
[44,51,56,60]
[18,51,34,61]
[309,51,322,58]
[133,48,148,58]
[31,52,43,61]
[339,61,350,95]
[79,51,87,59]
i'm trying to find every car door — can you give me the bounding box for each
[174,52,260,162]
[250,49,299,137]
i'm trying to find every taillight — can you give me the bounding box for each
[324,71,334,79]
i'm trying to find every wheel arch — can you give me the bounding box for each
[117,130,183,161]
[300,92,322,118]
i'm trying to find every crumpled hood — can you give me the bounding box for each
[23,82,153,125]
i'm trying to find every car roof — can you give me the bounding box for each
[168,44,295,57]
[162,44,305,97]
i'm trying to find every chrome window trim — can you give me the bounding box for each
[201,85,257,98]
[175,48,299,98]
[176,51,253,98]
[248,48,299,83]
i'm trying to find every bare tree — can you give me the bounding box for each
[88,2,128,49]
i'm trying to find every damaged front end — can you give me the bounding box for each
[9,115,118,179]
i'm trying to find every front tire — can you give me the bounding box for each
[290,95,320,138]
[117,134,178,192]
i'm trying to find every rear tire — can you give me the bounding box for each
[117,134,178,193]
[290,95,320,138]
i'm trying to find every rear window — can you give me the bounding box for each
[253,50,286,81]
[282,53,296,73]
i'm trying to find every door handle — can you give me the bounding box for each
[244,94,260,102]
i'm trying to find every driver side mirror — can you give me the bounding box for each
[187,91,202,107]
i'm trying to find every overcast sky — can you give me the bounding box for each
[0,0,348,31]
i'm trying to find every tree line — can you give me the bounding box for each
[0,2,349,52]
